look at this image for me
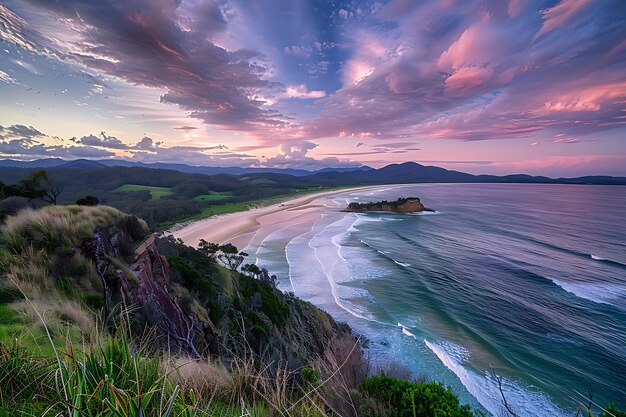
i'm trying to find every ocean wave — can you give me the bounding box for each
[550,278,625,305]
[360,239,412,269]
[354,215,384,224]
[424,340,567,417]
[590,254,626,268]
[397,323,416,339]
[407,210,440,216]
[296,216,381,323]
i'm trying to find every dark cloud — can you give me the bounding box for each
[76,132,129,149]
[0,138,114,159]
[5,0,293,135]
[134,136,159,150]
[0,124,44,139]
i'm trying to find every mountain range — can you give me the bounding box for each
[0,158,373,176]
[0,158,624,185]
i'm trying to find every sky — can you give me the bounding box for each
[0,0,625,176]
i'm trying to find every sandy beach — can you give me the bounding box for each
[170,187,372,250]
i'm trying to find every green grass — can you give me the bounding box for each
[113,184,174,200]
[192,193,231,202]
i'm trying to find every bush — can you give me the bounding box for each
[301,366,319,384]
[361,375,480,417]
[75,195,99,206]
[116,214,148,242]
[601,404,626,417]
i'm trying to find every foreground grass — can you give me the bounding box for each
[0,330,486,417]
[114,184,174,200]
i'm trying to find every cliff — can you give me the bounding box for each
[346,197,433,213]
[0,205,351,366]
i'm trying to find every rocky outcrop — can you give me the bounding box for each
[346,197,433,213]
[81,228,216,357]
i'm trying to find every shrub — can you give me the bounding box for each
[361,375,480,417]
[117,214,149,242]
[301,366,319,384]
[601,404,626,417]
[75,195,99,206]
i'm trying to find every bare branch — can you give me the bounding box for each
[490,366,521,417]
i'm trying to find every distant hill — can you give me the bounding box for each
[305,162,626,186]
[0,159,624,187]
[58,159,107,169]
[0,158,372,176]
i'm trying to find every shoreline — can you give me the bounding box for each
[169,185,375,250]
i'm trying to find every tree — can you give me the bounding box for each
[241,263,277,287]
[217,243,248,271]
[197,239,219,259]
[76,195,99,206]
[17,169,63,204]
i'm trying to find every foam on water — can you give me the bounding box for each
[424,340,568,417]
[550,278,625,305]
[589,254,626,268]
[408,211,440,216]
[397,323,416,339]
[285,213,379,322]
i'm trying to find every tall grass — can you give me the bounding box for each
[1,205,135,254]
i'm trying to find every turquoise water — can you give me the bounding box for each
[249,184,626,416]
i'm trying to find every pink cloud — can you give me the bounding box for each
[535,0,591,39]
[540,82,626,113]
[438,23,499,70]
[508,0,527,18]
[444,66,494,97]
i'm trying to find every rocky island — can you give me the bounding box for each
[346,197,434,213]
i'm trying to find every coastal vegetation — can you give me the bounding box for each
[0,196,622,416]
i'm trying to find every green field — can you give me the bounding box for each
[113,184,174,200]
[192,193,231,202]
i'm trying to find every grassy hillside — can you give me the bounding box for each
[0,205,492,416]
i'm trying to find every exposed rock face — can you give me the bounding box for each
[82,228,216,357]
[346,197,433,213]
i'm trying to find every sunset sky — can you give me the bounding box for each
[0,0,625,176]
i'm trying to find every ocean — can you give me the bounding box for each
[246,183,626,416]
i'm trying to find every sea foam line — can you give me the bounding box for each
[424,340,568,417]
[549,278,625,305]
[290,214,378,323]
[310,238,374,323]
